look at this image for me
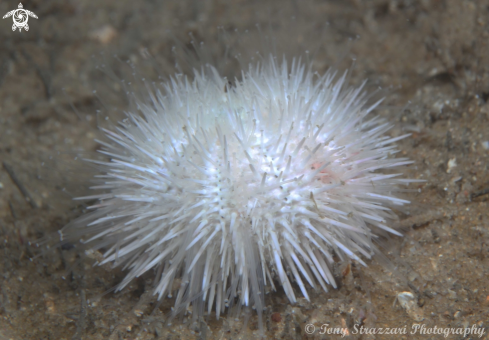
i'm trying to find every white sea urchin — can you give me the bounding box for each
[61,56,416,327]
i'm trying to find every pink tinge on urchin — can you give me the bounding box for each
[61,56,417,328]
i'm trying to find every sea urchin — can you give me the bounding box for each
[60,56,416,327]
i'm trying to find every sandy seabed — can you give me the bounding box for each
[0,0,488,339]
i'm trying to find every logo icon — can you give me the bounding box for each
[3,3,38,32]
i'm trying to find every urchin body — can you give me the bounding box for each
[63,57,414,323]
